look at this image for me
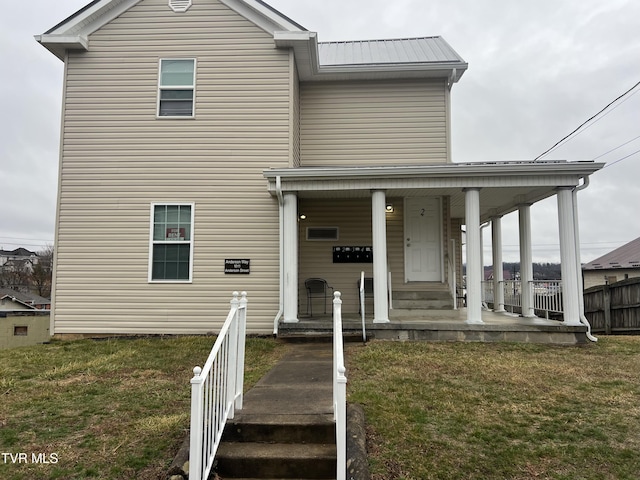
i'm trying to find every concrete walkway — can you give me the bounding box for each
[239,342,334,418]
[167,342,369,479]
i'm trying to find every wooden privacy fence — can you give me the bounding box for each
[584,278,640,334]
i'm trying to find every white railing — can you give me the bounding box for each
[493,280,563,318]
[359,271,367,342]
[189,291,248,480]
[333,291,347,480]
[448,239,457,309]
[502,280,522,312]
[533,280,563,318]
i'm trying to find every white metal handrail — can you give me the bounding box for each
[189,291,248,480]
[333,291,347,480]
[497,280,563,318]
[533,280,563,318]
[359,271,366,342]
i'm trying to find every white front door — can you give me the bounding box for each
[404,197,442,282]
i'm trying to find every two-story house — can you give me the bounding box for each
[37,0,603,339]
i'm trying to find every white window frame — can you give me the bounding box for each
[148,203,195,283]
[157,58,196,118]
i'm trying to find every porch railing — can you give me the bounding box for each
[189,291,248,480]
[333,291,347,480]
[359,271,367,342]
[485,281,564,318]
[532,280,563,318]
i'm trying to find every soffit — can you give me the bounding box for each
[263,161,604,222]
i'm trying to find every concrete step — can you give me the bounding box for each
[392,289,454,309]
[215,442,336,479]
[223,414,335,444]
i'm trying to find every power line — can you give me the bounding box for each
[603,148,640,169]
[534,79,640,161]
[591,134,640,161]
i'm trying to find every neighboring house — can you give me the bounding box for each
[36,0,604,336]
[582,237,640,289]
[0,248,38,272]
[0,288,51,311]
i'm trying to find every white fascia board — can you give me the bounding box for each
[264,161,605,182]
[220,0,306,35]
[34,35,89,60]
[274,31,319,79]
[37,0,140,59]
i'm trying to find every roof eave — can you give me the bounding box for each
[264,161,605,181]
[34,34,89,61]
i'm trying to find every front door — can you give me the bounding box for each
[404,197,442,282]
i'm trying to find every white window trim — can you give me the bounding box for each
[148,202,195,283]
[156,58,196,119]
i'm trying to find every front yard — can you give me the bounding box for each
[1,335,639,479]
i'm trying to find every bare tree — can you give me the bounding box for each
[31,245,54,298]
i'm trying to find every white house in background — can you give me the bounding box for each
[36,0,603,337]
[582,236,640,289]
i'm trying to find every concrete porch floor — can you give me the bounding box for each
[279,309,591,345]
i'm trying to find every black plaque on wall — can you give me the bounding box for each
[332,246,373,263]
[224,259,250,274]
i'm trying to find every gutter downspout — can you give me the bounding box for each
[574,176,597,342]
[273,176,284,336]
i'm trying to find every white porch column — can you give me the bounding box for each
[518,204,535,317]
[464,188,483,324]
[283,192,299,323]
[557,187,581,325]
[491,216,505,312]
[371,190,390,323]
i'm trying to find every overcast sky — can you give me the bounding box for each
[2,0,639,264]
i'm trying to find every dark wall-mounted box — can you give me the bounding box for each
[332,246,373,263]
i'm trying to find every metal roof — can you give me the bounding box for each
[583,236,640,270]
[318,37,464,66]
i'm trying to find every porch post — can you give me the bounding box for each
[518,204,535,317]
[491,216,505,312]
[464,188,483,324]
[371,190,390,323]
[283,192,299,323]
[557,187,581,325]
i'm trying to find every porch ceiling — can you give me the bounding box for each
[264,161,604,222]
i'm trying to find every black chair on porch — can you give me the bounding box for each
[305,278,334,317]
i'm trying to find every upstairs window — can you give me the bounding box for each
[149,204,194,282]
[158,59,195,117]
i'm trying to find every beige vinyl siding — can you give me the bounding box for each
[291,56,301,167]
[53,0,291,335]
[300,79,448,167]
[298,197,450,315]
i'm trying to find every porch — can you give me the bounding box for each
[264,161,604,343]
[279,309,589,345]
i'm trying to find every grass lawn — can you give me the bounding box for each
[347,336,640,480]
[2,336,639,479]
[0,336,289,480]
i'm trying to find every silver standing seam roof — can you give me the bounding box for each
[318,37,464,66]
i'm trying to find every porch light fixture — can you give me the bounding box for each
[385,204,394,213]
[299,214,307,220]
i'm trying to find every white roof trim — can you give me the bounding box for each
[219,0,306,34]
[36,0,141,60]
[264,161,604,181]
